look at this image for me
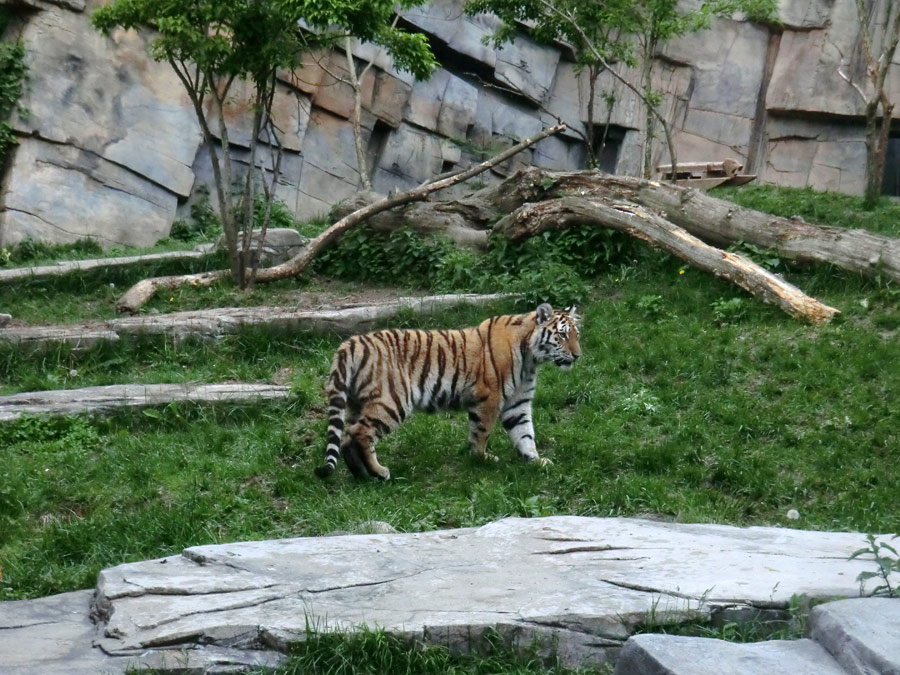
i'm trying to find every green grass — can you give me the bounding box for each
[269,627,607,675]
[1,186,899,672]
[2,264,899,603]
[712,184,900,237]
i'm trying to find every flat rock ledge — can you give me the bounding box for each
[2,516,897,674]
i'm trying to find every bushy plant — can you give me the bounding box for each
[169,190,224,242]
[0,237,103,266]
[711,296,747,325]
[0,10,27,161]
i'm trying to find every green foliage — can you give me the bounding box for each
[312,224,631,309]
[169,190,224,243]
[0,237,103,267]
[635,293,666,319]
[710,296,747,325]
[313,226,457,285]
[636,594,810,643]
[850,534,900,597]
[0,11,27,161]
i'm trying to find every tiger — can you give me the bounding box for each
[314,303,582,480]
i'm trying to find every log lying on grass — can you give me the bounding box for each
[0,383,291,422]
[561,173,900,281]
[0,293,517,350]
[0,248,214,284]
[493,196,840,324]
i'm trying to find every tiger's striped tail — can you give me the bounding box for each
[315,343,351,478]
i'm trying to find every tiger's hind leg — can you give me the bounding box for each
[340,420,369,479]
[467,395,500,462]
[345,403,400,480]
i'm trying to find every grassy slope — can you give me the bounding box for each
[0,186,898,673]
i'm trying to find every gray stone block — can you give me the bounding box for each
[810,597,900,675]
[0,590,129,674]
[373,122,443,191]
[614,634,846,675]
[496,35,561,104]
[437,75,479,139]
[14,5,200,197]
[0,138,177,250]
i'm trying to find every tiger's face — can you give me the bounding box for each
[534,304,582,370]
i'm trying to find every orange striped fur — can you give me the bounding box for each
[315,303,581,479]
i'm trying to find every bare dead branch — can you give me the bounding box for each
[115,125,567,312]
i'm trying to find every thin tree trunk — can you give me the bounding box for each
[346,38,372,191]
[115,125,567,312]
[641,38,656,179]
[585,64,598,169]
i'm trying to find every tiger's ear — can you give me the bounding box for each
[565,305,581,326]
[536,303,553,324]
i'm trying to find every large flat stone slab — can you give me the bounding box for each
[0,590,127,675]
[92,517,885,668]
[0,589,285,674]
[614,634,847,675]
[810,597,900,675]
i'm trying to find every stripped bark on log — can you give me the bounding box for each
[533,171,900,282]
[2,293,518,349]
[0,383,291,422]
[0,248,213,284]
[493,197,839,324]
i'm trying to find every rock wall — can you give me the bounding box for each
[0,0,898,248]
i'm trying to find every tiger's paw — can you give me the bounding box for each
[484,452,500,463]
[537,457,553,467]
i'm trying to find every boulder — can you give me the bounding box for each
[810,597,900,675]
[614,635,846,675]
[216,228,309,267]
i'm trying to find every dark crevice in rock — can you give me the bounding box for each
[534,545,635,555]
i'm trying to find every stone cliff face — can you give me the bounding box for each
[0,0,897,248]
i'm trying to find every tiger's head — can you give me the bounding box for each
[533,303,582,370]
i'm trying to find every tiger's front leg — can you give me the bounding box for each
[467,396,500,462]
[501,389,550,466]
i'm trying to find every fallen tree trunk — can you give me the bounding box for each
[116,125,566,313]
[0,382,291,422]
[330,168,900,286]
[493,197,839,324]
[545,172,900,281]
[0,248,214,284]
[112,162,883,322]
[2,293,518,350]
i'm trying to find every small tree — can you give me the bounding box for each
[628,0,776,178]
[92,0,435,287]
[838,0,900,209]
[465,0,639,169]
